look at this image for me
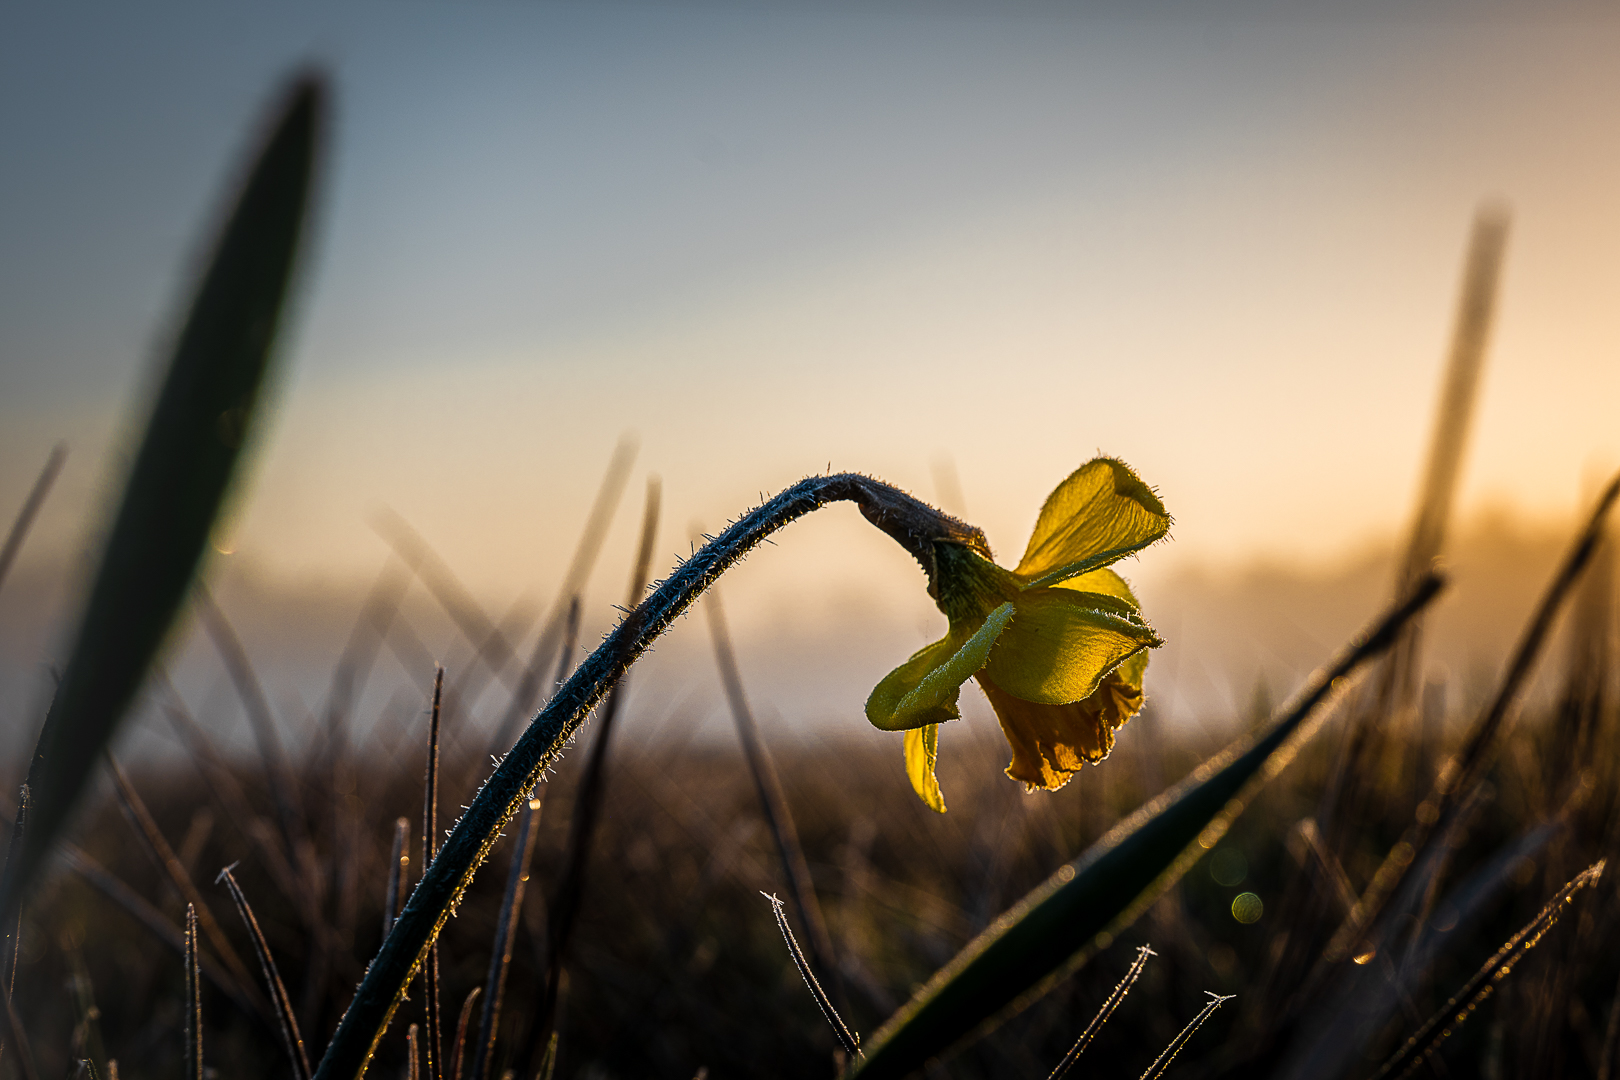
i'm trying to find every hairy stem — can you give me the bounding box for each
[313,472,975,1080]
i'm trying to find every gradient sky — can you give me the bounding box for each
[3,2,1620,719]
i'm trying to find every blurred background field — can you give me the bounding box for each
[6,2,1620,1078]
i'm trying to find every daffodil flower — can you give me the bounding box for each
[865,458,1170,811]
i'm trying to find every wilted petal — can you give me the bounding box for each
[866,602,1015,731]
[984,589,1159,706]
[904,723,947,812]
[979,668,1146,790]
[1014,459,1170,588]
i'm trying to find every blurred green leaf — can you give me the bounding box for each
[848,573,1444,1080]
[0,74,324,916]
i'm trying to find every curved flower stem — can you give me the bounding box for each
[313,473,976,1080]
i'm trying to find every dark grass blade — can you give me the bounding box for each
[0,987,38,1080]
[526,477,661,1063]
[535,1033,559,1080]
[847,574,1443,1080]
[1140,993,1233,1080]
[57,843,267,1023]
[707,588,843,1011]
[2,788,26,1003]
[491,435,639,754]
[470,796,542,1080]
[1276,808,1566,1079]
[195,585,306,859]
[185,904,203,1080]
[107,755,260,1002]
[1268,209,1509,1023]
[1047,945,1154,1080]
[383,818,410,938]
[1321,473,1620,968]
[0,75,323,918]
[450,988,481,1080]
[1372,861,1605,1080]
[422,669,445,1080]
[0,443,66,598]
[218,863,312,1080]
[763,892,861,1058]
[156,674,309,908]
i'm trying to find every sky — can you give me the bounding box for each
[2,1,1618,749]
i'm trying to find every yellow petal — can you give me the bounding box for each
[985,589,1159,705]
[865,602,1016,731]
[904,724,947,812]
[1053,566,1139,608]
[978,669,1146,791]
[1014,459,1170,588]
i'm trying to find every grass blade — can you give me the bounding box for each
[450,988,481,1080]
[185,903,203,1080]
[847,573,1443,1080]
[763,892,861,1058]
[56,843,266,1022]
[107,755,259,1003]
[491,435,639,754]
[1139,993,1233,1080]
[0,443,66,598]
[0,75,323,918]
[422,668,445,1080]
[528,478,661,1061]
[218,863,312,1080]
[707,587,843,1013]
[470,796,542,1080]
[383,818,410,939]
[1322,473,1620,968]
[1047,944,1154,1080]
[1372,861,1605,1080]
[0,988,38,1080]
[195,585,306,861]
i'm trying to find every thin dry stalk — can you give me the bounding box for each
[1047,945,1155,1080]
[194,585,305,861]
[1373,861,1605,1080]
[491,435,639,753]
[406,1023,421,1080]
[1139,993,1233,1080]
[763,892,861,1058]
[217,862,311,1080]
[58,844,264,1021]
[0,443,66,596]
[451,987,482,1080]
[470,797,542,1080]
[423,668,445,1080]
[707,589,843,1009]
[185,903,203,1080]
[155,672,306,903]
[384,818,410,938]
[526,478,661,1063]
[107,756,257,995]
